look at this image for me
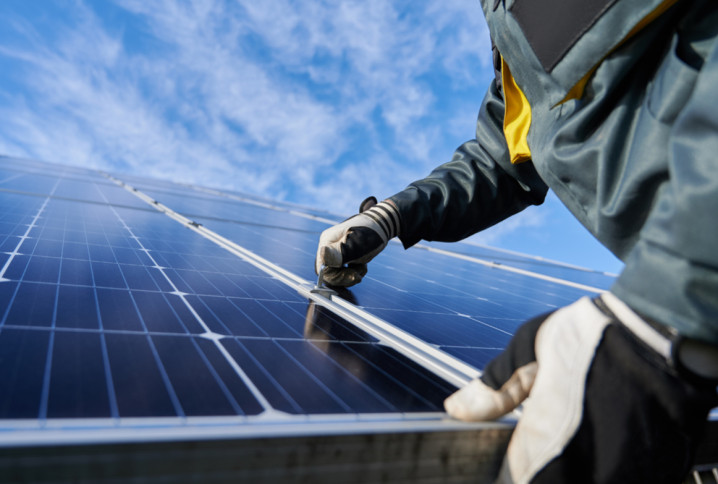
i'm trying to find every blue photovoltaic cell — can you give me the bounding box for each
[0,168,150,211]
[47,331,110,418]
[0,157,462,423]
[104,332,182,417]
[0,328,49,419]
[6,283,56,326]
[138,187,330,234]
[187,215,588,308]
[125,174,341,222]
[56,285,99,329]
[221,337,452,414]
[424,240,617,290]
[0,174,60,196]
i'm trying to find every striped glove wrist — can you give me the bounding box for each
[315,197,401,287]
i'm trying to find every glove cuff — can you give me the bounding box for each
[363,200,401,241]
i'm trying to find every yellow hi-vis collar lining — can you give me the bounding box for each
[501,57,532,164]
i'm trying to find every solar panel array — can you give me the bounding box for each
[2,155,717,482]
[0,155,614,442]
[117,168,611,375]
[0,163,598,442]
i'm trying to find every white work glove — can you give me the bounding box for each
[315,197,401,287]
[445,293,717,483]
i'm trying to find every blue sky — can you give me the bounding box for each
[0,0,623,273]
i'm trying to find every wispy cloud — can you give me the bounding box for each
[0,0,626,271]
[0,0,490,213]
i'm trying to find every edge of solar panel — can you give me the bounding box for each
[0,156,715,482]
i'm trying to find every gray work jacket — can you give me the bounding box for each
[389,0,718,343]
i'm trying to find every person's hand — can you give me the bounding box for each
[315,197,400,287]
[445,293,717,483]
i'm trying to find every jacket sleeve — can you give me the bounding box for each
[613,33,718,344]
[389,81,549,249]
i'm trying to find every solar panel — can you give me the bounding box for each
[0,155,714,481]
[422,240,618,290]
[0,195,453,419]
[127,188,603,371]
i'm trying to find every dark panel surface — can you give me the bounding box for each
[0,328,49,419]
[0,158,467,422]
[47,331,110,418]
[424,240,617,290]
[75,166,605,381]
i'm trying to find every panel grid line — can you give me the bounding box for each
[177,179,610,291]
[0,197,51,283]
[229,340,304,414]
[84,230,120,420]
[272,341,354,413]
[158,292,193,335]
[341,343,447,407]
[187,337,246,415]
[37,332,55,423]
[215,296,274,337]
[181,184,338,224]
[95,187,276,414]
[103,208,186,419]
[38,206,68,423]
[103,173,482,387]
[0,161,559,423]
[0,172,25,186]
[415,244,606,293]
[0,159,567,433]
[0,179,61,329]
[302,342,398,412]
[0,324,382,346]
[111,209,193,418]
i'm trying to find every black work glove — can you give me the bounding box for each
[444,293,718,483]
[315,197,401,287]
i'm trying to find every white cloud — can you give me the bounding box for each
[0,0,624,271]
[0,0,493,215]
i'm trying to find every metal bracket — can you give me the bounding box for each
[310,266,338,298]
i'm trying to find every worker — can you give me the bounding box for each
[315,0,718,482]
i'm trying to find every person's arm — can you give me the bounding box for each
[390,80,548,248]
[315,80,548,286]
